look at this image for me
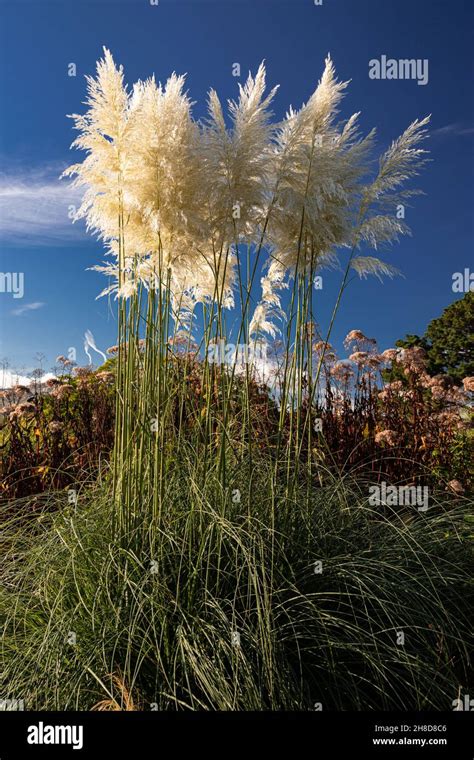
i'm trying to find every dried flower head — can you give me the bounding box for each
[48,421,64,434]
[349,351,370,366]
[330,360,354,381]
[447,479,464,495]
[375,429,398,447]
[381,348,398,363]
[462,376,474,393]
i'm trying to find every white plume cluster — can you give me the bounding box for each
[64,49,429,340]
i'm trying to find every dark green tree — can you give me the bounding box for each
[425,292,473,382]
[385,292,473,384]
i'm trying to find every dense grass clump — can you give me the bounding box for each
[2,48,471,717]
[1,460,472,711]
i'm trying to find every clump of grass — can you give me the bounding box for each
[61,49,431,530]
[1,459,472,710]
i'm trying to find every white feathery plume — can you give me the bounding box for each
[202,63,278,243]
[63,48,144,296]
[251,60,428,339]
[252,56,372,339]
[249,260,287,340]
[347,116,430,279]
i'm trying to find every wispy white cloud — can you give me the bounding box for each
[0,162,86,246]
[11,301,45,316]
[430,122,474,139]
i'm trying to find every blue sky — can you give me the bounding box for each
[0,0,472,382]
